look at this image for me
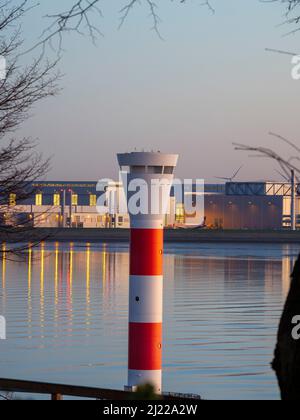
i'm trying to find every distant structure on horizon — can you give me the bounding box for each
[0,180,299,230]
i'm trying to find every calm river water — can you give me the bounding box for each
[0,242,298,400]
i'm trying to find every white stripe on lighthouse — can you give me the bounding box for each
[129,275,163,324]
[128,370,162,391]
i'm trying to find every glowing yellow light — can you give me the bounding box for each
[86,244,90,301]
[69,243,73,297]
[53,194,60,206]
[90,194,97,207]
[2,243,6,290]
[282,256,292,299]
[28,246,32,298]
[35,193,43,206]
[40,243,45,292]
[71,194,78,206]
[27,245,33,339]
[102,244,107,292]
[9,194,16,207]
[40,242,45,334]
[86,244,91,327]
[55,243,59,306]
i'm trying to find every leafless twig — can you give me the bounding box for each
[31,0,215,52]
[234,132,300,182]
[0,1,60,255]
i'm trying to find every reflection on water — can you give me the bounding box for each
[0,242,298,400]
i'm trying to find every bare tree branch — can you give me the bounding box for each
[28,0,215,52]
[0,1,60,255]
[234,132,300,182]
[119,0,163,39]
[262,0,300,35]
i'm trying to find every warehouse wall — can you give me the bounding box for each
[204,195,285,229]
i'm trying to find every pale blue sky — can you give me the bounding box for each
[18,0,300,181]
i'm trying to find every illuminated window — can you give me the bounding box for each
[71,194,78,206]
[90,194,97,207]
[175,204,185,224]
[35,194,42,206]
[9,194,16,206]
[53,194,60,206]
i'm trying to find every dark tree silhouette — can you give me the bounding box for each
[272,256,300,400]
[0,1,60,255]
[235,134,300,400]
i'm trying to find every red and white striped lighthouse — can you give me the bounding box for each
[117,152,178,394]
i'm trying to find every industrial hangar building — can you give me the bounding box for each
[198,182,299,230]
[0,181,298,230]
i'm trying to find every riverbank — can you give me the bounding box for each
[22,228,300,244]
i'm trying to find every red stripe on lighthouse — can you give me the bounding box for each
[128,322,162,371]
[130,229,163,276]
